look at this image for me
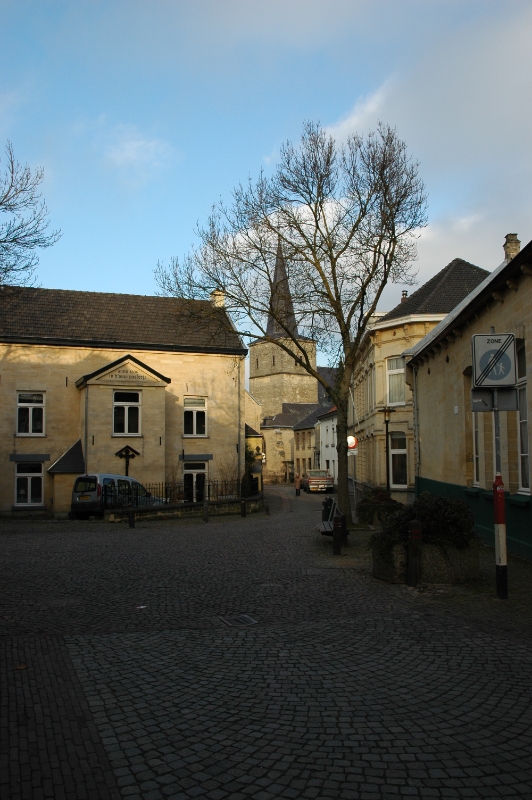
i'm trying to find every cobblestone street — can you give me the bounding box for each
[2,486,532,800]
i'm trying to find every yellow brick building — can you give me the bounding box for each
[406,234,532,559]
[0,287,246,516]
[350,259,489,503]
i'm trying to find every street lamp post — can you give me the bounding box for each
[378,407,396,493]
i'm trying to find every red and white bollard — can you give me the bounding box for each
[493,473,508,599]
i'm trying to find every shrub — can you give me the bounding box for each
[371,492,477,559]
[357,488,402,525]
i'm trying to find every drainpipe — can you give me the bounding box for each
[84,386,89,474]
[237,357,242,490]
[412,365,420,493]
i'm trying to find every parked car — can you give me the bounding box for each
[71,473,163,518]
[301,469,334,493]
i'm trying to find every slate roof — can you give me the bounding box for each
[266,241,299,339]
[379,259,489,323]
[0,287,246,354]
[293,405,331,430]
[316,405,338,422]
[261,403,322,428]
[317,366,338,405]
[406,236,532,363]
[48,440,85,474]
[245,423,261,437]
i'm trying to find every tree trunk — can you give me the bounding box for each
[335,398,352,524]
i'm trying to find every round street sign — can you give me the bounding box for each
[347,435,358,449]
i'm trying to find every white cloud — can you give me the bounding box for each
[105,124,172,171]
[326,82,391,142]
[322,3,532,311]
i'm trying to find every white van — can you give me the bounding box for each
[71,473,157,518]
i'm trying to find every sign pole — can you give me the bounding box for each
[492,388,508,599]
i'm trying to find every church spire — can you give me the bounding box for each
[266,240,298,338]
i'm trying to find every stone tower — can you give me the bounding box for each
[249,242,318,418]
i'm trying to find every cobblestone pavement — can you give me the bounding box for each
[2,486,532,799]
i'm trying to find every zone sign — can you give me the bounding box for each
[472,334,517,388]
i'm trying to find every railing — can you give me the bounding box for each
[102,479,257,510]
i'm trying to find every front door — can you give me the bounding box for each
[183,462,206,502]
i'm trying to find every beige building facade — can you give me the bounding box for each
[1,288,246,516]
[406,234,532,559]
[350,259,489,503]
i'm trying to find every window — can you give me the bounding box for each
[296,458,300,474]
[473,413,480,486]
[184,397,207,436]
[113,391,141,435]
[365,366,375,412]
[325,426,329,446]
[17,392,45,435]
[15,462,43,506]
[331,426,335,447]
[308,457,312,471]
[256,358,258,369]
[517,341,529,492]
[295,433,300,450]
[307,431,312,449]
[387,358,405,405]
[389,432,407,487]
[272,355,275,366]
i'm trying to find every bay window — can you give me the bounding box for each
[387,358,406,405]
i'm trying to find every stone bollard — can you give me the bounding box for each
[332,513,342,555]
[407,519,422,586]
[203,501,209,522]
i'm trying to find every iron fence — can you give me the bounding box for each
[102,479,246,509]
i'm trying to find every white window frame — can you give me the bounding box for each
[389,430,408,488]
[113,390,142,436]
[517,342,529,493]
[17,392,46,436]
[14,462,44,506]
[183,397,208,437]
[387,357,406,407]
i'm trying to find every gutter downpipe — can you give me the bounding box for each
[84,386,89,474]
[237,357,242,492]
[412,364,420,496]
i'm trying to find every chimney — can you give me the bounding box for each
[503,233,520,263]
[401,290,408,303]
[210,289,225,308]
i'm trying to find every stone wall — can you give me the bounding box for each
[249,339,317,417]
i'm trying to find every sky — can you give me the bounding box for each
[1,0,531,316]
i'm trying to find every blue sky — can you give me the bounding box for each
[1,0,531,313]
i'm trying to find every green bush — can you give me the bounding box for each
[371,492,477,559]
[357,488,402,525]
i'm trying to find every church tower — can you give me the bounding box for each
[249,242,318,418]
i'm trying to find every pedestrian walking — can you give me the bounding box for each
[294,473,302,496]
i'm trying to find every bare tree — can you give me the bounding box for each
[0,142,61,285]
[156,122,427,519]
